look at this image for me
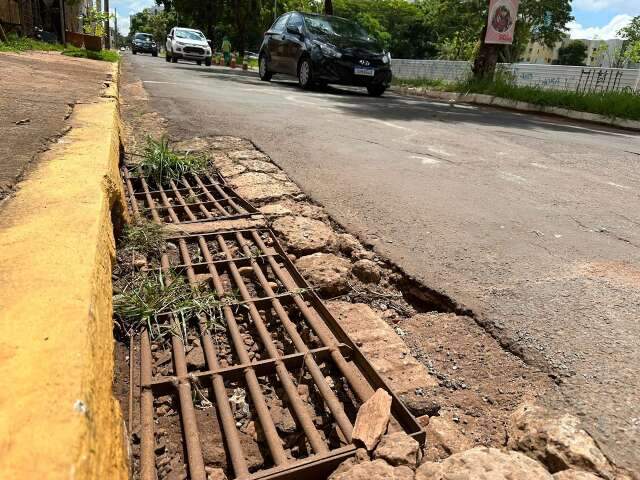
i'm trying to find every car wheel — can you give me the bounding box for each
[367,85,386,97]
[165,53,170,62]
[205,57,212,66]
[259,54,272,81]
[171,55,178,63]
[132,49,137,55]
[197,60,202,66]
[298,58,313,90]
[152,51,158,57]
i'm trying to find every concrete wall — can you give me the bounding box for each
[391,59,640,92]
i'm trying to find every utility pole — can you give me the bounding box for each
[114,8,118,49]
[104,0,110,49]
[274,0,277,21]
[58,0,66,44]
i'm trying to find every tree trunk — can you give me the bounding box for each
[104,0,110,49]
[472,3,498,80]
[324,0,333,15]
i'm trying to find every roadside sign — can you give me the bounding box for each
[485,0,520,45]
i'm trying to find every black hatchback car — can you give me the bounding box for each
[131,32,158,56]
[258,12,392,96]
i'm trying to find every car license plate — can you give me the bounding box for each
[354,67,375,77]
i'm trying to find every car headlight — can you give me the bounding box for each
[315,41,342,59]
[152,42,156,46]
[176,41,185,46]
[382,52,391,64]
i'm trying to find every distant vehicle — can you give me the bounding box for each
[165,27,212,66]
[131,32,158,56]
[258,12,392,96]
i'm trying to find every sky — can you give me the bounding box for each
[112,0,640,40]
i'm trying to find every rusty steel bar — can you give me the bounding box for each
[191,176,231,216]
[122,167,142,219]
[139,331,156,480]
[179,237,289,466]
[210,182,247,215]
[235,231,354,442]
[250,231,374,403]
[215,234,330,455]
[138,175,163,224]
[179,177,215,219]
[159,254,207,479]
[169,179,198,222]
[128,335,134,431]
[156,185,181,224]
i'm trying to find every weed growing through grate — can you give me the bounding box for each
[120,220,166,257]
[140,136,208,184]
[114,270,226,340]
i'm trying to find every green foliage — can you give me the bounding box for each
[0,34,64,52]
[114,271,226,339]
[395,75,640,121]
[62,47,119,62]
[557,40,587,66]
[625,41,640,64]
[82,7,113,37]
[129,8,177,44]
[120,221,167,257]
[140,136,208,184]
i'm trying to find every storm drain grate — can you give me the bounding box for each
[130,228,424,480]
[122,166,257,224]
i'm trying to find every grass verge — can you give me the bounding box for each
[62,46,119,62]
[0,34,64,52]
[394,76,640,121]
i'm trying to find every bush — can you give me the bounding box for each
[394,74,640,121]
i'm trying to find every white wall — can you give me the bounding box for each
[391,59,640,92]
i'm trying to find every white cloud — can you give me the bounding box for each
[112,0,156,35]
[572,0,636,12]
[568,14,633,38]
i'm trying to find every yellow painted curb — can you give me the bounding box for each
[0,63,128,479]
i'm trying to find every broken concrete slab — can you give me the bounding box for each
[271,215,336,254]
[329,459,414,480]
[424,415,473,461]
[352,388,392,451]
[328,302,438,396]
[416,447,554,480]
[373,431,420,468]
[296,253,352,296]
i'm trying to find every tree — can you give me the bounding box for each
[557,40,587,65]
[324,0,333,15]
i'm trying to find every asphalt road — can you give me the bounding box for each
[125,54,640,472]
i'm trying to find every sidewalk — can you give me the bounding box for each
[0,51,114,200]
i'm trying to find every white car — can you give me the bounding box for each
[165,27,212,66]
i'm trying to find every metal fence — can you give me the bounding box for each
[391,59,640,93]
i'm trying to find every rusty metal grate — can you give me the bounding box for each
[130,228,423,480]
[122,166,257,224]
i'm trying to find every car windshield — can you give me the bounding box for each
[134,34,152,41]
[303,15,371,41]
[175,29,205,41]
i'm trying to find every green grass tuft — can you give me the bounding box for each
[139,136,208,184]
[394,75,640,121]
[61,46,119,62]
[0,34,64,52]
[114,271,227,339]
[120,220,166,257]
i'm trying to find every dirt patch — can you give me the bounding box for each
[0,52,112,202]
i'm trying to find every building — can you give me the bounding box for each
[0,0,92,41]
[519,38,629,67]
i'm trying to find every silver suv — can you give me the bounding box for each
[165,27,212,66]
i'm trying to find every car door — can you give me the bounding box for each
[265,14,290,73]
[282,13,305,76]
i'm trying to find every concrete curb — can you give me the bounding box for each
[0,62,129,479]
[394,86,640,131]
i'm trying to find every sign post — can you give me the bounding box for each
[485,0,520,45]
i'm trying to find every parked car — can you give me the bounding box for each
[165,27,212,66]
[258,12,392,96]
[131,32,158,56]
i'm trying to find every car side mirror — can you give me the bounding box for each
[287,25,303,36]
[207,39,212,47]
